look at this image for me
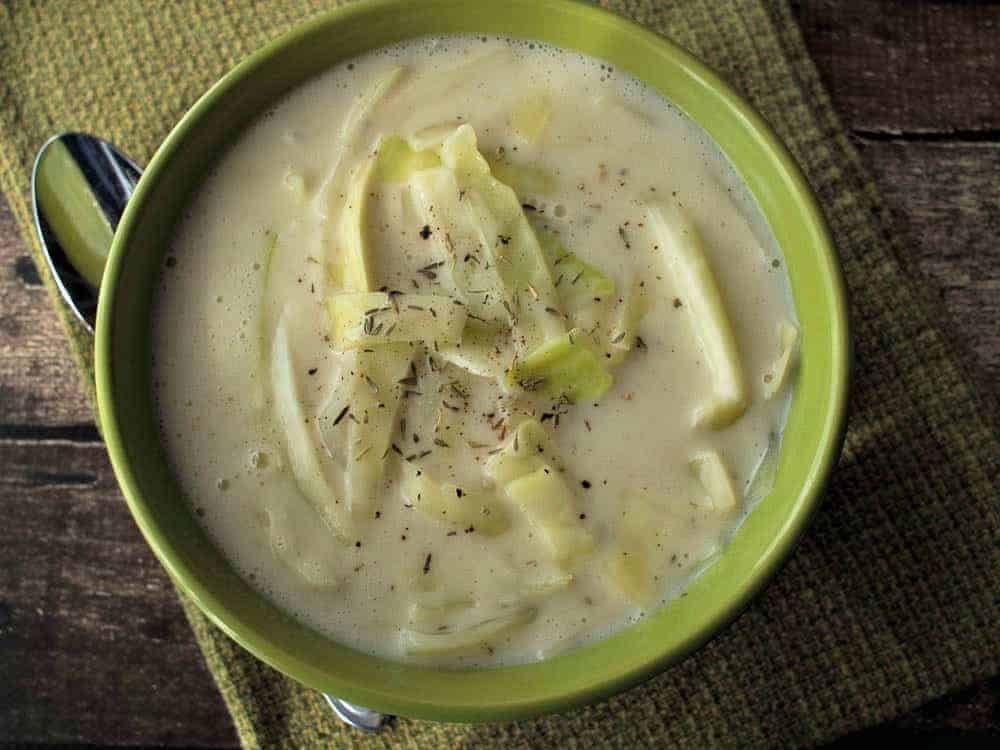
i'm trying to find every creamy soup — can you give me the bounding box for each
[153,36,798,667]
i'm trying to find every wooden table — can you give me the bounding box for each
[1,1,997,745]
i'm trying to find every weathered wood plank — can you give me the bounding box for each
[0,440,236,746]
[0,202,94,428]
[858,139,1000,383]
[795,0,1000,134]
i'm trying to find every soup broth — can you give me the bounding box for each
[153,35,798,667]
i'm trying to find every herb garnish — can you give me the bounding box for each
[519,376,546,391]
[618,225,631,249]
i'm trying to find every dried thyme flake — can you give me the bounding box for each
[519,376,547,391]
[618,225,631,249]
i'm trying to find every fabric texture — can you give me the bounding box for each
[1,1,997,747]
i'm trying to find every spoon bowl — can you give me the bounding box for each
[31,132,140,331]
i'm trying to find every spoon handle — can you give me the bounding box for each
[324,695,392,731]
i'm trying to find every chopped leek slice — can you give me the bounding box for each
[689,450,738,515]
[604,537,655,606]
[507,328,613,402]
[535,226,615,315]
[439,125,565,351]
[408,121,463,151]
[317,68,405,285]
[746,432,781,505]
[407,596,476,631]
[373,135,440,182]
[437,317,510,380]
[763,320,799,400]
[648,204,747,428]
[270,319,349,539]
[266,500,341,587]
[601,494,666,605]
[316,66,405,201]
[326,292,466,349]
[343,345,413,518]
[525,571,573,594]
[400,606,535,655]
[252,231,280,413]
[261,230,278,282]
[408,166,510,323]
[283,169,307,198]
[606,281,650,365]
[509,94,552,143]
[485,157,557,198]
[484,418,552,485]
[401,465,510,536]
[336,155,378,292]
[504,466,595,565]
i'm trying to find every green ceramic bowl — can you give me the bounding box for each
[95,0,849,722]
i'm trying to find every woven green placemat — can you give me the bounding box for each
[2,1,997,747]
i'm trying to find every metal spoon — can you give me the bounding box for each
[30,132,392,733]
[31,132,140,332]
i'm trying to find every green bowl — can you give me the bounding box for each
[95,0,849,722]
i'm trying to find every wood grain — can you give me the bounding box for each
[794,0,1000,134]
[0,205,94,430]
[859,139,1000,384]
[0,440,235,746]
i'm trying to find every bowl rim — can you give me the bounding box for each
[95,0,850,722]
